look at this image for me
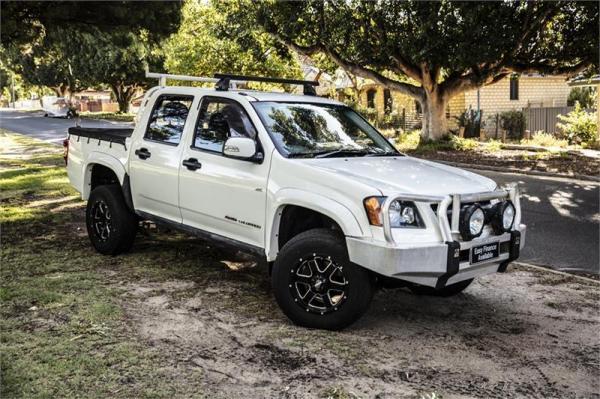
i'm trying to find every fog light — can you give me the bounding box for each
[459,204,485,240]
[491,201,515,234]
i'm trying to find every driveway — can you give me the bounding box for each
[0,109,133,144]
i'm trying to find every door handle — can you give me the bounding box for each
[134,148,151,160]
[182,158,202,171]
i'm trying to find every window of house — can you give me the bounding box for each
[145,95,194,145]
[384,89,392,114]
[415,100,422,114]
[366,89,376,109]
[509,76,519,100]
[193,97,257,153]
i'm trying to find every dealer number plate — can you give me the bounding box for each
[471,242,499,264]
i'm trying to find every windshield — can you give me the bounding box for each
[252,102,398,158]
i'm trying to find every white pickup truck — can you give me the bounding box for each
[66,73,525,330]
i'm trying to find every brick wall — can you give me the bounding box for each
[353,75,571,135]
[463,75,571,134]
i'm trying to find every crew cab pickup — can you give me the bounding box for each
[66,75,525,330]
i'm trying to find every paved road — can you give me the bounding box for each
[474,170,598,274]
[0,109,132,144]
[2,110,598,274]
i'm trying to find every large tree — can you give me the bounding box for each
[1,1,182,110]
[0,1,182,48]
[164,0,300,82]
[225,1,599,139]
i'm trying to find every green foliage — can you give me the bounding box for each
[499,110,527,139]
[2,3,182,111]
[556,103,598,145]
[521,131,568,148]
[164,0,300,85]
[455,109,484,138]
[486,139,503,152]
[451,136,479,152]
[567,87,597,109]
[381,110,405,129]
[395,130,421,152]
[1,2,182,48]
[222,1,598,139]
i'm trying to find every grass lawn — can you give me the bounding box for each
[0,131,205,398]
[2,130,598,399]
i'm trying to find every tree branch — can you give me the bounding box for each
[275,35,424,99]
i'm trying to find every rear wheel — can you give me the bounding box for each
[272,228,374,330]
[86,184,137,255]
[409,278,473,297]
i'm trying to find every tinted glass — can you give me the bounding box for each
[193,98,257,152]
[253,102,397,157]
[145,96,193,145]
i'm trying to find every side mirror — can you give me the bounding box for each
[223,137,260,161]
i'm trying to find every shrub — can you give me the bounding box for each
[396,130,421,151]
[451,136,479,151]
[567,87,597,109]
[486,139,503,152]
[380,110,405,129]
[556,103,598,145]
[454,108,484,138]
[356,106,378,126]
[499,110,526,139]
[521,131,568,148]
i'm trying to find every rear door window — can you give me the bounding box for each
[145,95,194,145]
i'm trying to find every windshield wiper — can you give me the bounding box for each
[365,151,401,157]
[314,149,371,158]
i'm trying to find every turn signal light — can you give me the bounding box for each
[363,196,384,226]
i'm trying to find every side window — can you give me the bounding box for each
[145,95,194,145]
[193,97,257,152]
[509,76,519,100]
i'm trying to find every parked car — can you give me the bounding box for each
[43,97,77,119]
[64,74,525,330]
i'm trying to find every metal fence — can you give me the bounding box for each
[525,106,573,134]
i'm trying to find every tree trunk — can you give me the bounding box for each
[111,83,135,114]
[421,89,449,140]
[52,83,69,98]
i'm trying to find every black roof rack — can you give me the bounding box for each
[214,73,319,96]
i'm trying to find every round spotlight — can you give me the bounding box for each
[459,204,485,241]
[491,201,515,233]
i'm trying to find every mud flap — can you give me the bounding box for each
[435,241,461,289]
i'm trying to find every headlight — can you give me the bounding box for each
[491,201,515,233]
[363,197,424,228]
[459,204,485,240]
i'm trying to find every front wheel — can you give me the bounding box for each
[272,228,374,330]
[86,184,137,255]
[409,278,473,297]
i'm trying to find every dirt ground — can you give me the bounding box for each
[115,239,600,399]
[2,131,599,398]
[411,149,599,178]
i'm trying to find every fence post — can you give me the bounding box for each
[402,107,406,131]
[495,113,499,139]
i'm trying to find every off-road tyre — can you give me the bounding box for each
[272,228,374,330]
[86,184,137,255]
[409,278,473,297]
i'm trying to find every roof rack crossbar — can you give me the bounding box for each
[214,73,319,96]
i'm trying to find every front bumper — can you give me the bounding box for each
[347,224,526,288]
